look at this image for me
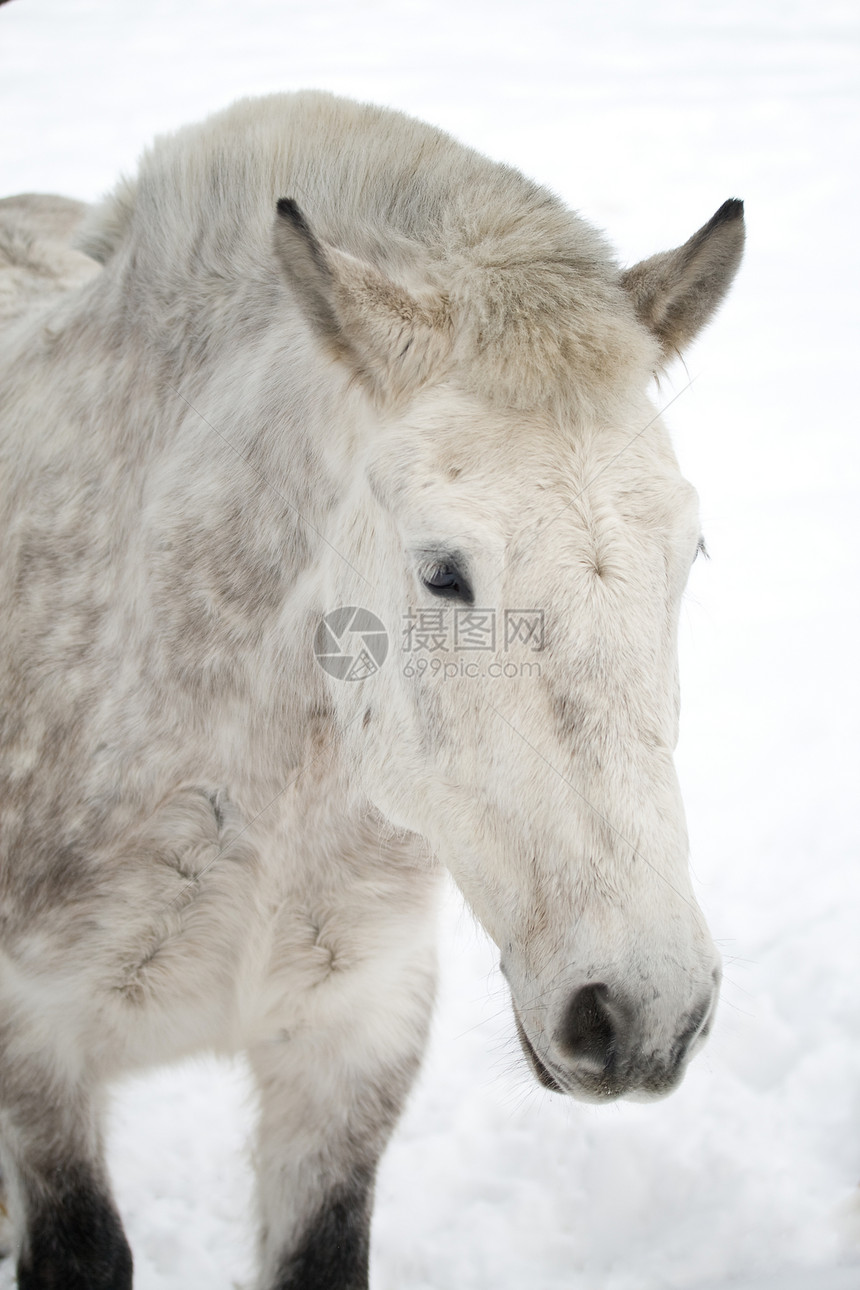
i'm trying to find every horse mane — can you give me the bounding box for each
[76,91,656,412]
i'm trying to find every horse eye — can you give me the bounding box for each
[421,563,473,602]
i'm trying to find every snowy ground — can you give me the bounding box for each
[1,1,859,1287]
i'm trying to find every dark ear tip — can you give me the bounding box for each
[714,198,744,224]
[276,197,306,227]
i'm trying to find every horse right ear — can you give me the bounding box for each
[273,198,452,401]
[620,199,745,364]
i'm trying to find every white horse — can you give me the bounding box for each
[0,92,743,1289]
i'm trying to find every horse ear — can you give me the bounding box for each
[273,198,451,399]
[620,199,745,362]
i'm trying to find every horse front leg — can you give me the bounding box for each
[248,941,436,1290]
[0,1167,11,1259]
[0,1061,132,1290]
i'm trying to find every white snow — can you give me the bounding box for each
[1,1,858,1286]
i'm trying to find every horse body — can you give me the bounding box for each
[0,92,742,1288]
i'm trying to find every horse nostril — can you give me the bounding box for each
[556,983,621,1072]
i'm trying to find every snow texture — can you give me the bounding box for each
[1,1,858,1287]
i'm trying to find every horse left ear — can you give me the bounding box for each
[273,198,452,401]
[620,199,745,362]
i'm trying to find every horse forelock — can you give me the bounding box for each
[76,91,658,415]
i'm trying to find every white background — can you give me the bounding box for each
[1,2,859,1287]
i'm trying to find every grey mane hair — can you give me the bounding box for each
[75,90,659,418]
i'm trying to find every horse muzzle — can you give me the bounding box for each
[512,976,719,1103]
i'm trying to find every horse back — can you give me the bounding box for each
[0,194,99,327]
